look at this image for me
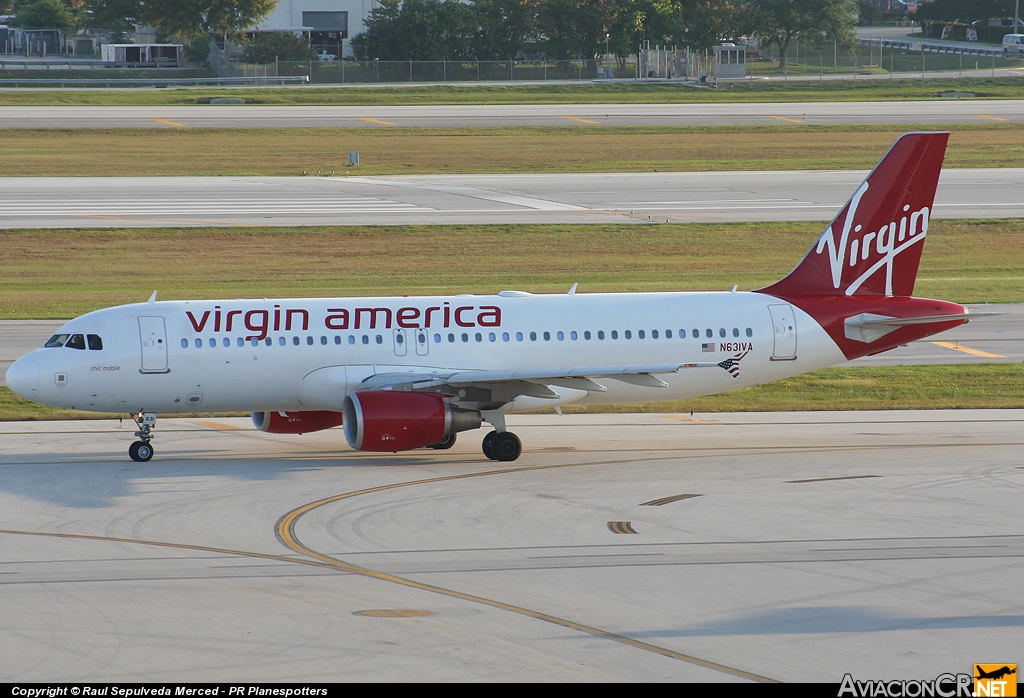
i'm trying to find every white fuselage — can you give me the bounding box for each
[9,291,845,415]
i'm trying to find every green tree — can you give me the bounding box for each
[10,0,77,28]
[537,0,615,60]
[141,0,275,40]
[746,0,856,70]
[83,0,139,38]
[472,0,540,59]
[916,0,1015,24]
[241,30,315,63]
[352,0,476,60]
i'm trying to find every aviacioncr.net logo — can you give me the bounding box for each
[838,673,973,697]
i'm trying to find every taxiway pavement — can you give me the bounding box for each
[0,410,1020,681]
[2,100,1024,128]
[2,168,1023,228]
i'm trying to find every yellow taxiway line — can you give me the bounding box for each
[769,115,805,123]
[930,341,1005,359]
[975,114,1008,122]
[561,115,599,124]
[150,118,187,127]
[360,117,398,126]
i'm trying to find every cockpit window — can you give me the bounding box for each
[44,334,69,348]
[87,334,103,350]
[66,334,86,350]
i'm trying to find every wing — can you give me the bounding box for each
[358,363,723,406]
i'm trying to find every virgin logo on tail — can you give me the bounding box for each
[816,181,931,297]
[760,132,948,300]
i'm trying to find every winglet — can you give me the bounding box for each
[148,291,158,304]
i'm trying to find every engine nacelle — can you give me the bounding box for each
[251,410,344,434]
[342,391,481,452]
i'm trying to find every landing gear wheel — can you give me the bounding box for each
[129,440,154,462]
[428,433,457,450]
[491,432,522,462]
[482,431,497,460]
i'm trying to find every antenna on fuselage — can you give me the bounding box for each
[148,290,158,303]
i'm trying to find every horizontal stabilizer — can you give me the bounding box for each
[844,311,984,343]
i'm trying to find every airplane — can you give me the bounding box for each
[5,131,987,463]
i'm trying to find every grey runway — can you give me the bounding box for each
[2,99,1024,128]
[3,168,1024,228]
[3,305,1019,385]
[0,411,1020,681]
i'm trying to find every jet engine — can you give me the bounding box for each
[342,391,481,452]
[251,410,344,434]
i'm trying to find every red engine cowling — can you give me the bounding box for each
[251,410,344,434]
[342,391,480,452]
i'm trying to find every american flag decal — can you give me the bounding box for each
[718,350,750,378]
[701,342,715,352]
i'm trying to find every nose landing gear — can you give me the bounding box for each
[129,411,157,462]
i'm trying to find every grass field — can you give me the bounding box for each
[1,219,1021,319]
[2,123,1022,176]
[1,76,1023,106]
[3,363,1022,421]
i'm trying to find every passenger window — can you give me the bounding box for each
[349,336,356,345]
[489,332,496,342]
[209,338,217,348]
[706,329,713,338]
[434,333,441,343]
[195,338,202,348]
[570,331,577,340]
[543,331,550,341]
[264,338,272,346]
[335,336,341,345]
[448,333,455,343]
[530,332,537,341]
[376,335,383,344]
[87,334,103,350]
[557,331,565,341]
[624,330,632,339]
[611,330,618,339]
[746,328,753,337]
[651,330,658,339]
[223,338,230,347]
[66,334,86,350]
[598,330,605,340]
[461,333,469,342]
[475,332,482,342]
[321,336,328,345]
[719,328,726,338]
[44,334,69,348]
[362,335,369,345]
[638,330,645,339]
[251,338,259,347]
[502,332,509,342]
[237,337,244,347]
[293,336,300,346]
[584,331,591,340]
[692,329,699,338]
[180,338,188,348]
[306,336,314,346]
[516,332,523,341]
[666,329,672,338]
[732,328,739,337]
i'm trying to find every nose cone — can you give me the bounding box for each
[6,354,40,400]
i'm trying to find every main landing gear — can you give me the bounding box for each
[481,430,522,462]
[129,411,157,462]
[479,408,522,461]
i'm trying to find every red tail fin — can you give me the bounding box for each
[759,132,948,298]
